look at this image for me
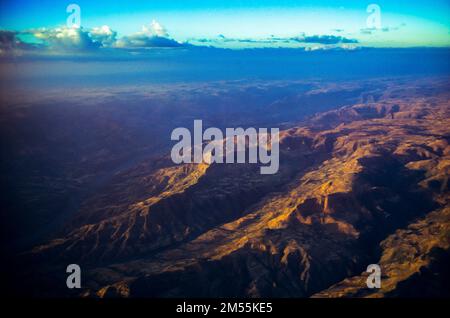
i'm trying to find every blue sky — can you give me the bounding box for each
[1,0,449,49]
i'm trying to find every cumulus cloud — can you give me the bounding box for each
[193,35,273,45]
[381,25,404,32]
[1,21,361,56]
[5,20,185,54]
[147,20,169,37]
[90,25,117,47]
[31,26,101,51]
[114,20,184,48]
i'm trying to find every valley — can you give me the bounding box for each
[3,76,448,298]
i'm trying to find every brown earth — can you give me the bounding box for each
[7,77,450,298]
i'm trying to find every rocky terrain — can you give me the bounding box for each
[4,77,450,297]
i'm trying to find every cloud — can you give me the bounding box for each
[361,23,406,35]
[90,25,117,47]
[2,21,361,57]
[115,20,186,48]
[0,30,16,50]
[31,26,101,51]
[115,34,184,48]
[360,28,374,35]
[146,20,168,37]
[0,30,41,56]
[7,20,186,54]
[292,35,358,44]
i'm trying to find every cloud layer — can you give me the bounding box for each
[114,21,183,48]
[32,27,101,51]
[1,19,363,57]
[188,33,358,49]
[0,20,186,56]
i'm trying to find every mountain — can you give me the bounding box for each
[5,77,450,298]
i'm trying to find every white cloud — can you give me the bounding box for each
[146,20,168,37]
[2,20,185,55]
[90,25,117,47]
[26,23,184,51]
[114,21,184,48]
[32,26,100,51]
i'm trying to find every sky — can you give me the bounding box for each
[0,0,449,51]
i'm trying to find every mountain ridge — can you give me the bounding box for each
[10,78,450,298]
